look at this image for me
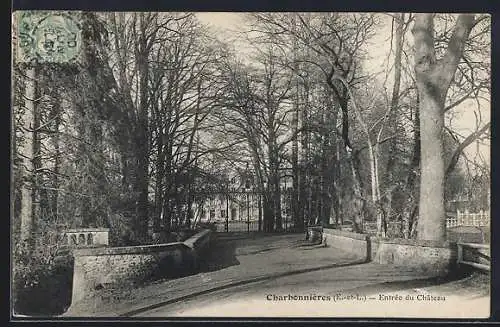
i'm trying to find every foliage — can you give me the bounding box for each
[12,223,73,315]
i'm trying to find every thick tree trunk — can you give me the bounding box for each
[31,70,42,235]
[349,153,365,233]
[401,96,421,238]
[412,13,475,241]
[266,112,281,231]
[384,13,405,235]
[153,144,164,231]
[274,180,282,231]
[135,118,149,240]
[134,17,151,242]
[334,135,343,225]
[291,21,301,231]
[291,95,300,230]
[319,95,338,226]
[268,157,281,232]
[77,109,92,227]
[51,97,61,223]
[258,192,262,231]
[263,193,274,232]
[417,91,446,240]
[19,66,36,246]
[299,77,311,228]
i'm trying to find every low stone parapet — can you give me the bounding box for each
[322,228,370,261]
[69,229,213,308]
[184,229,212,252]
[320,228,457,276]
[371,238,457,275]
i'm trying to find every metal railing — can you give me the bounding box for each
[457,242,490,271]
[214,220,296,233]
[215,220,260,233]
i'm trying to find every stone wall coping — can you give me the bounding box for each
[322,228,455,248]
[64,228,110,233]
[183,229,212,249]
[72,242,186,256]
[323,228,369,240]
[71,229,212,256]
[307,225,323,232]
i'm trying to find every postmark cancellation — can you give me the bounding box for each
[13,11,83,64]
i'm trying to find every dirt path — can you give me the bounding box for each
[140,268,489,318]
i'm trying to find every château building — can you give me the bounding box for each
[194,167,293,225]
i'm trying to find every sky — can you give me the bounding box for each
[195,12,490,172]
[197,12,244,30]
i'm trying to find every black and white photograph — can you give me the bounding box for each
[10,11,491,318]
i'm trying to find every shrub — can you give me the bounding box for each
[12,239,73,316]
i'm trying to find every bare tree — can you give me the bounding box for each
[215,43,295,232]
[412,14,477,241]
[247,13,378,231]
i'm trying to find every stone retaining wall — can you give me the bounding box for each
[372,238,457,275]
[70,229,212,306]
[322,228,370,261]
[318,227,457,276]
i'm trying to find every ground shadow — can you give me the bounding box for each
[13,252,74,317]
[292,237,322,248]
[197,240,241,273]
[343,266,486,296]
[119,239,241,293]
[295,243,328,251]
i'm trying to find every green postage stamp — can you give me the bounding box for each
[14,11,82,64]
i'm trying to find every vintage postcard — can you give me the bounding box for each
[11,11,490,319]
